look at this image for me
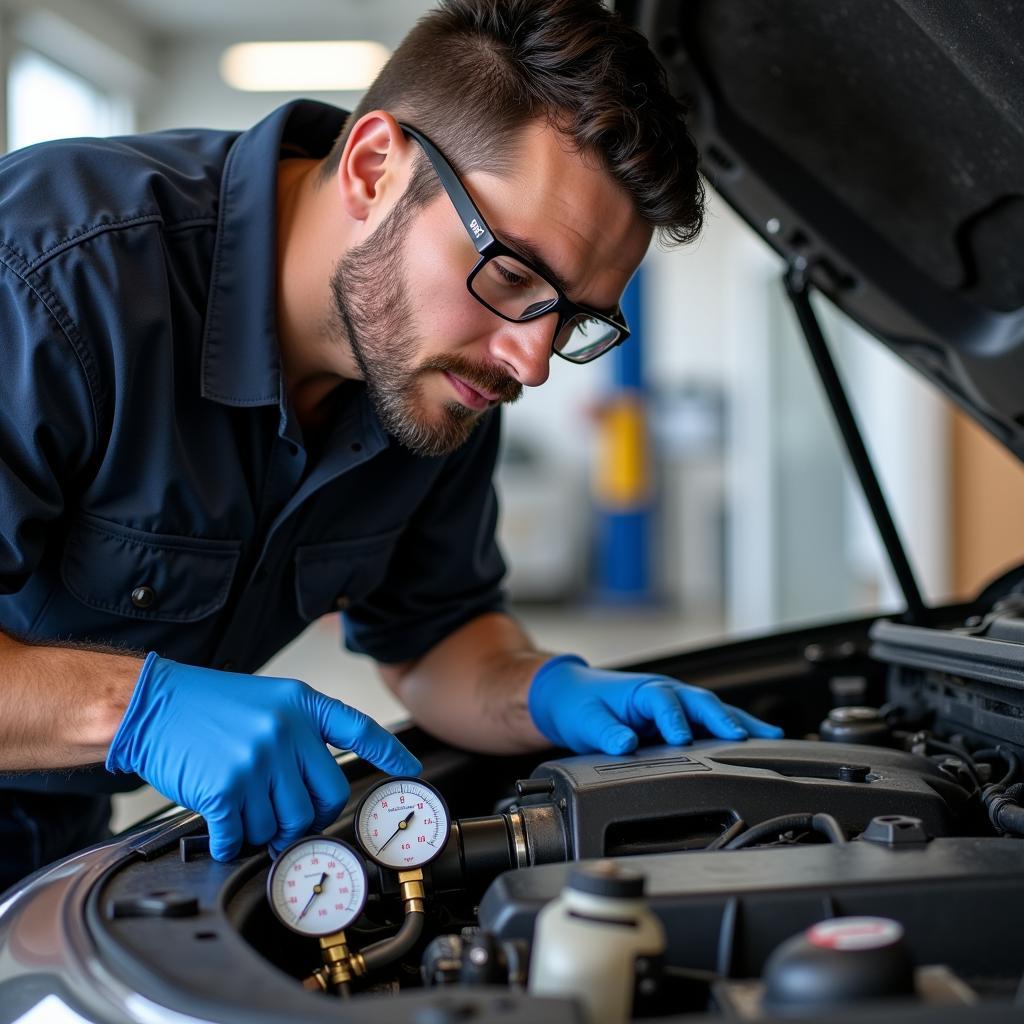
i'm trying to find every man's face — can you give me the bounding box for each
[329,120,652,457]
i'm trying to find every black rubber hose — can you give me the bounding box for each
[990,798,1024,837]
[926,737,982,789]
[975,747,1020,789]
[811,812,848,845]
[359,911,425,972]
[705,819,746,851]
[724,814,812,850]
[723,812,846,851]
[1004,783,1024,804]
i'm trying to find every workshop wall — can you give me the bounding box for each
[4,0,960,649]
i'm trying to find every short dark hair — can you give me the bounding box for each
[320,0,704,246]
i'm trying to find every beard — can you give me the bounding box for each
[328,194,522,457]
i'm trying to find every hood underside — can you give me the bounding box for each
[624,0,1024,457]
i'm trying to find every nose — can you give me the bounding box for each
[486,315,554,388]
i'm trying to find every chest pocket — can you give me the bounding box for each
[61,515,241,623]
[294,527,403,622]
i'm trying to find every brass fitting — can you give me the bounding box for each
[302,967,328,992]
[318,930,365,989]
[397,868,426,915]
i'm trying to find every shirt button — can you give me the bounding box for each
[334,594,351,611]
[131,586,156,609]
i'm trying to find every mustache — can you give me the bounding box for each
[420,354,523,404]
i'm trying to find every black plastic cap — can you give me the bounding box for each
[567,861,645,899]
[862,816,930,846]
[764,918,915,1010]
[820,706,892,746]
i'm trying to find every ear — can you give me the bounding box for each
[334,111,412,224]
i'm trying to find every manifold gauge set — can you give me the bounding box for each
[265,777,451,993]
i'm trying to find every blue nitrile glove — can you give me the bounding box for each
[107,653,421,860]
[528,654,783,755]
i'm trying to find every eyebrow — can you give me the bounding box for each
[498,230,573,297]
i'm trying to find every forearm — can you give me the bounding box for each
[0,630,142,771]
[381,615,786,760]
[379,612,553,755]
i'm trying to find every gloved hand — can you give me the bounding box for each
[528,654,783,755]
[107,653,420,860]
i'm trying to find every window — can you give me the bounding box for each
[7,49,132,153]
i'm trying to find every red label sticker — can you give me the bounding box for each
[808,918,903,951]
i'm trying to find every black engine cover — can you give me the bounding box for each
[527,740,967,857]
[479,838,1024,983]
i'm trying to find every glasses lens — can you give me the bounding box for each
[471,254,559,320]
[554,314,622,363]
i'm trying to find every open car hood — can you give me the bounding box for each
[624,0,1024,458]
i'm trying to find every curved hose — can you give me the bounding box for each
[723,812,846,850]
[811,813,848,845]
[987,796,1024,837]
[973,745,1024,836]
[705,818,747,851]
[982,779,1024,837]
[359,910,425,972]
[924,737,982,790]
[1004,782,1024,804]
[975,747,1020,789]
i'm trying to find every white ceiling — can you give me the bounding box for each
[98,0,433,42]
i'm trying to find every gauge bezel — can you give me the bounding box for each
[266,835,368,937]
[354,776,452,869]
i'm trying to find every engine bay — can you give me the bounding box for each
[73,609,1024,1023]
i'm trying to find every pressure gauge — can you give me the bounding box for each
[267,836,368,936]
[355,777,451,870]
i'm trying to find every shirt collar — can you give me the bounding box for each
[200,99,348,407]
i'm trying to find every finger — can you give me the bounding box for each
[673,684,747,739]
[302,744,352,832]
[268,767,316,857]
[633,683,693,745]
[583,703,639,755]
[203,798,244,862]
[318,698,421,776]
[731,706,785,739]
[241,789,278,847]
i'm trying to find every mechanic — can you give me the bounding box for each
[0,0,781,890]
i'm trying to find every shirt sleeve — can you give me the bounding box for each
[342,408,508,663]
[0,261,97,596]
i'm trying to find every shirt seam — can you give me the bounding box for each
[24,213,219,274]
[199,131,242,401]
[73,517,242,554]
[201,390,279,405]
[0,246,101,450]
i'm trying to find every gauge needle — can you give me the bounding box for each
[377,810,416,854]
[297,872,329,919]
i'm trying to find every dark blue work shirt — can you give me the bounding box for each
[0,101,507,744]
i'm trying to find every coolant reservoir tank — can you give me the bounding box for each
[528,860,665,1024]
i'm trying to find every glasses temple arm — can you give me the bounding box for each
[399,123,495,254]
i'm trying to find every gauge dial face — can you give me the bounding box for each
[267,837,367,936]
[355,777,451,869]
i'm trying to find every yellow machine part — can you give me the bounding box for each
[593,392,651,511]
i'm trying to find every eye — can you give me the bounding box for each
[490,259,531,288]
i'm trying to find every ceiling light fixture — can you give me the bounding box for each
[219,41,390,92]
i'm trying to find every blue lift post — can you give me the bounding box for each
[592,268,655,603]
